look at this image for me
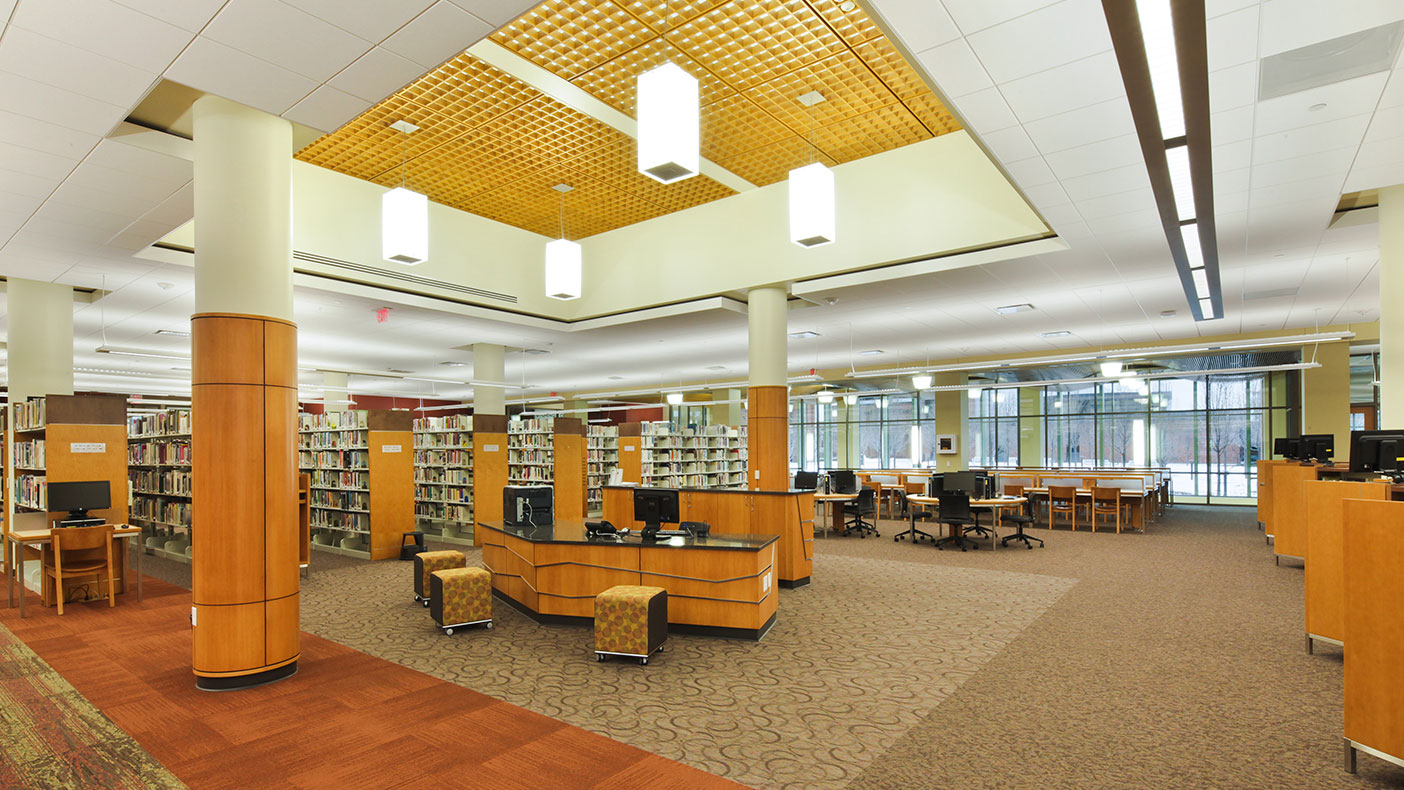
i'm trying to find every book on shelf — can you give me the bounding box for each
[13,398,45,432]
[299,411,369,432]
[13,439,45,469]
[128,410,191,438]
[129,440,191,466]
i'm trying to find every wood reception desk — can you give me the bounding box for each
[601,486,814,587]
[478,519,778,640]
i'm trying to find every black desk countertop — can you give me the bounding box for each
[602,485,810,497]
[476,520,777,552]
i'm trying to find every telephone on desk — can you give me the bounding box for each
[586,520,624,538]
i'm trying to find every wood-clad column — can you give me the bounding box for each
[553,417,586,520]
[747,285,788,490]
[1381,185,1404,427]
[190,95,297,691]
[618,422,643,483]
[473,414,508,545]
[367,410,414,560]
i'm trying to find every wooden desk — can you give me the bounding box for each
[478,519,778,640]
[1303,479,1390,652]
[1272,463,1323,563]
[1023,487,1148,531]
[812,493,856,537]
[906,496,1027,550]
[5,525,143,617]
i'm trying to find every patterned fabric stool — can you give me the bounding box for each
[430,567,493,635]
[595,585,667,665]
[414,550,465,606]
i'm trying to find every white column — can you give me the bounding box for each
[748,285,788,387]
[8,279,74,402]
[473,343,506,415]
[321,371,348,408]
[1381,185,1404,428]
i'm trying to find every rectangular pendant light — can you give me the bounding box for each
[544,239,582,300]
[788,162,836,247]
[637,62,699,184]
[382,187,428,265]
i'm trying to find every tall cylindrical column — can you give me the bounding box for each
[189,95,299,691]
[472,342,508,543]
[473,343,506,415]
[747,285,788,490]
[1381,185,1404,428]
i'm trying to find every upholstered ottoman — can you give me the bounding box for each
[414,550,465,606]
[430,567,493,635]
[594,585,667,665]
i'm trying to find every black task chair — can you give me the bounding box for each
[793,471,819,490]
[842,487,880,538]
[896,493,937,544]
[934,492,978,551]
[828,470,858,494]
[999,484,1044,550]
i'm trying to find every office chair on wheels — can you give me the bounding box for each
[842,487,880,538]
[999,485,1043,549]
[934,492,979,551]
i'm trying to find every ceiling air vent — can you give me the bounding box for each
[293,251,517,304]
[1258,21,1404,100]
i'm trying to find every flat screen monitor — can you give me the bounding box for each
[1274,437,1301,460]
[827,470,858,494]
[503,485,553,527]
[793,471,818,490]
[943,471,977,494]
[1299,433,1335,462]
[634,488,680,530]
[927,474,944,497]
[1349,430,1404,473]
[48,480,111,520]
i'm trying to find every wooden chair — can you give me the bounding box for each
[44,525,117,615]
[1090,487,1122,533]
[1048,485,1079,531]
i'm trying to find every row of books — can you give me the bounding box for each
[310,489,369,512]
[643,449,745,462]
[128,410,191,438]
[310,509,369,532]
[299,450,369,469]
[509,449,553,465]
[299,411,368,432]
[509,434,552,449]
[298,432,368,450]
[413,414,472,432]
[131,468,192,496]
[415,485,473,504]
[643,473,747,488]
[13,439,44,469]
[587,425,619,438]
[413,432,472,449]
[415,502,474,523]
[641,423,745,438]
[131,498,192,528]
[645,463,745,475]
[129,441,192,466]
[508,469,553,483]
[15,475,45,510]
[414,449,472,467]
[508,418,554,434]
[13,398,45,431]
[415,468,473,485]
[310,469,368,489]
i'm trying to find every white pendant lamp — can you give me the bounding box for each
[1099,360,1124,377]
[789,91,835,247]
[544,184,581,300]
[383,120,428,265]
[666,391,684,405]
[637,62,699,183]
[817,391,834,404]
[912,374,933,389]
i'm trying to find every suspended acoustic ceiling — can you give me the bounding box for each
[295,0,961,239]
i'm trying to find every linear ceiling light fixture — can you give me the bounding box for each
[382,120,428,265]
[1106,0,1221,321]
[637,0,699,183]
[95,345,190,361]
[789,91,836,247]
[544,184,581,300]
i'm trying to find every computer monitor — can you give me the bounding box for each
[48,480,111,521]
[1274,437,1302,460]
[1300,433,1335,463]
[793,471,818,490]
[634,488,680,531]
[827,470,858,494]
[503,485,553,527]
[942,471,977,494]
[927,474,944,497]
[1349,430,1404,473]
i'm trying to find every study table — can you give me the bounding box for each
[1022,487,1151,530]
[904,495,1027,549]
[5,525,143,617]
[478,519,779,640]
[812,492,856,536]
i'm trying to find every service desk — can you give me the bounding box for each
[602,486,814,587]
[478,519,779,640]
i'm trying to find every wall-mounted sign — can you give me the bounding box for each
[71,442,106,453]
[381,444,402,453]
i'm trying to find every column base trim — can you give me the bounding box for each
[195,660,298,691]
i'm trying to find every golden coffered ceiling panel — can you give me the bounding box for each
[296,0,960,239]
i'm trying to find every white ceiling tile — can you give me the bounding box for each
[1075,187,1157,219]
[327,46,427,104]
[0,73,127,137]
[998,50,1124,124]
[0,190,43,215]
[941,0,1060,35]
[1206,5,1259,72]
[0,27,158,107]
[204,0,372,82]
[1206,0,1258,18]
[282,85,367,133]
[870,0,961,53]
[1212,139,1251,172]
[0,110,100,160]
[1083,208,1162,235]
[1002,155,1056,187]
[166,37,319,116]
[1060,163,1150,201]
[1249,177,1345,209]
[282,0,434,42]
[382,0,493,70]
[85,140,193,185]
[1353,132,1404,169]
[0,141,77,181]
[913,38,992,98]
[0,167,62,199]
[1259,0,1404,58]
[1250,113,1372,164]
[111,0,226,32]
[447,0,537,27]
[1208,60,1258,113]
[1210,105,1254,146]
[949,87,1018,131]
[1024,96,1134,153]
[1249,147,1356,188]
[1363,103,1404,142]
[12,0,192,74]
[1379,68,1404,108]
[1214,191,1249,213]
[1215,167,1250,194]
[1036,201,1084,228]
[1021,181,1070,208]
[966,0,1112,84]
[978,124,1039,162]
[1345,159,1404,192]
[1042,133,1143,179]
[1253,71,1389,136]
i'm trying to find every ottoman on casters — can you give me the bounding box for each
[595,585,667,665]
[430,567,493,635]
[414,550,465,606]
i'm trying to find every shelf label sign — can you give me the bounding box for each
[482,444,500,452]
[71,442,106,453]
[381,444,402,453]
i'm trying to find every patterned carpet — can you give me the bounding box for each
[300,547,1075,790]
[0,619,184,790]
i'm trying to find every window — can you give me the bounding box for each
[790,391,949,470]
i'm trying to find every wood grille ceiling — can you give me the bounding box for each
[295,0,960,239]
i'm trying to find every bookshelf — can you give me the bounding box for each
[553,418,586,521]
[298,409,413,561]
[508,417,554,485]
[587,424,619,513]
[640,423,748,489]
[413,413,474,546]
[128,408,193,564]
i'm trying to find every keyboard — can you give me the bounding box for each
[653,530,689,537]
